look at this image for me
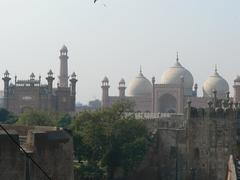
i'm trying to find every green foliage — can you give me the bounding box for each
[107,118,149,174]
[72,111,107,163]
[17,110,55,126]
[71,100,150,179]
[0,108,17,124]
[88,99,101,110]
[56,114,72,128]
[75,163,105,180]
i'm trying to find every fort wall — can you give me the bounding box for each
[0,124,74,180]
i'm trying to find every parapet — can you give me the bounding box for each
[185,99,240,119]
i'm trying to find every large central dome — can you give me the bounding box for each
[160,57,194,96]
[127,69,152,97]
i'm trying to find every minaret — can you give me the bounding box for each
[101,76,110,108]
[30,72,35,87]
[59,45,69,87]
[70,72,78,111]
[118,78,126,97]
[70,72,77,96]
[46,70,54,94]
[193,83,198,97]
[46,70,55,111]
[152,76,155,113]
[2,70,11,109]
[233,75,240,103]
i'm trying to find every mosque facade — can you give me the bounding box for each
[2,45,77,114]
[101,54,240,112]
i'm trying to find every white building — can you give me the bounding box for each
[101,54,238,113]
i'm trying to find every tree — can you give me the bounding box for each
[17,110,55,126]
[0,108,17,124]
[88,99,101,110]
[72,100,151,179]
[56,114,72,128]
[103,117,150,177]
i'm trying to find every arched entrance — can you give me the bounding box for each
[158,94,177,113]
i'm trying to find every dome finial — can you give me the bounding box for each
[176,52,179,62]
[139,65,143,76]
[214,64,220,76]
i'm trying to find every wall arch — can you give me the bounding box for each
[158,94,177,113]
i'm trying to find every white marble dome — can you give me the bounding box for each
[127,70,152,97]
[203,68,229,99]
[160,58,194,96]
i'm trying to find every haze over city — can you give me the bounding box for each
[0,0,239,104]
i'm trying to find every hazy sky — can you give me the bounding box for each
[0,0,240,104]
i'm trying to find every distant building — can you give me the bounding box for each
[101,53,238,112]
[75,99,101,112]
[88,99,101,109]
[2,45,77,114]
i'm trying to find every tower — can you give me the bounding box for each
[233,75,240,103]
[59,45,69,87]
[30,72,35,87]
[193,83,198,97]
[46,70,54,94]
[46,70,55,111]
[101,76,110,108]
[70,72,77,96]
[70,72,78,111]
[152,76,155,112]
[2,70,11,109]
[118,78,126,97]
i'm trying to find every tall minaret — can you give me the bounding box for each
[59,45,69,87]
[233,75,240,103]
[118,78,126,97]
[46,70,55,111]
[2,70,11,109]
[101,76,110,108]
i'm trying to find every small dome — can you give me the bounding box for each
[160,55,194,96]
[127,69,152,97]
[102,76,109,82]
[71,72,76,78]
[48,69,53,76]
[203,67,229,99]
[234,75,240,82]
[30,72,35,79]
[60,45,68,52]
[4,70,9,77]
[119,78,125,84]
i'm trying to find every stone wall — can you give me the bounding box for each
[186,105,237,180]
[127,103,239,180]
[0,130,25,180]
[0,124,74,180]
